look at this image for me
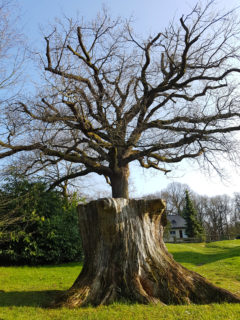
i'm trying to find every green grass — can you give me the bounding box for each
[0,240,240,319]
[167,240,240,293]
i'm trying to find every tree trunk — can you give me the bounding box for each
[53,198,240,307]
[110,166,129,198]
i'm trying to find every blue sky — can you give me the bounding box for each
[17,0,240,198]
[20,0,240,49]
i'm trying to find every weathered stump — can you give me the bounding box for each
[53,198,240,307]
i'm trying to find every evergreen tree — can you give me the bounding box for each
[182,190,204,239]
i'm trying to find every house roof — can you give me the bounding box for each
[167,215,186,229]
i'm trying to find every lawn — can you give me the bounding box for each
[0,240,240,320]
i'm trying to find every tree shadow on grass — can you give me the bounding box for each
[0,290,64,307]
[0,262,82,268]
[171,246,240,266]
[1,247,239,308]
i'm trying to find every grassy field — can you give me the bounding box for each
[0,240,240,319]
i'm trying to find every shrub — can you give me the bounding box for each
[0,177,83,265]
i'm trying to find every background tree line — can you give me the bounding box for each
[2,175,239,267]
[148,182,240,241]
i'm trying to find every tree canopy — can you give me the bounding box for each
[1,1,240,197]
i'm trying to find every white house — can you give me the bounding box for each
[166,215,188,242]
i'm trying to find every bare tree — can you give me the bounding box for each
[209,195,232,239]
[230,193,240,236]
[6,153,83,198]
[196,194,232,240]
[0,0,26,234]
[2,2,240,198]
[0,191,23,241]
[1,1,240,306]
[0,0,24,100]
[160,182,190,215]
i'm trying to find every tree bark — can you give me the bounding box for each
[110,166,129,198]
[53,198,240,307]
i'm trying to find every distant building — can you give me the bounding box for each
[166,215,188,242]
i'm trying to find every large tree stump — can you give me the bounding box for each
[53,198,240,307]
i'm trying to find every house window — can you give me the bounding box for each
[179,230,183,238]
[170,231,176,235]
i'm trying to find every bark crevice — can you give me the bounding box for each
[53,198,240,307]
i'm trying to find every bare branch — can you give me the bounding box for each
[1,2,240,197]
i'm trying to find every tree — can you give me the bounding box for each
[0,0,24,100]
[160,182,190,215]
[1,1,240,306]
[2,2,240,197]
[232,193,240,236]
[182,190,204,239]
[193,194,233,240]
[207,195,232,240]
[0,0,26,232]
[192,194,208,227]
